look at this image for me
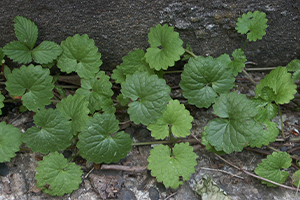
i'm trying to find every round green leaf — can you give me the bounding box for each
[3,41,31,64]
[14,16,38,49]
[32,41,63,64]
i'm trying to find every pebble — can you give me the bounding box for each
[0,163,9,176]
[149,187,159,200]
[118,189,137,200]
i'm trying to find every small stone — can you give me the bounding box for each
[118,189,137,200]
[0,163,9,176]
[149,187,160,200]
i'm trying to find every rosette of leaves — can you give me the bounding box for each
[121,72,171,125]
[77,113,132,163]
[180,55,235,108]
[35,152,82,196]
[57,34,102,79]
[5,64,54,112]
[235,11,268,41]
[145,24,185,70]
[3,16,62,65]
[287,59,300,82]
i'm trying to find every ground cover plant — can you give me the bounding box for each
[1,12,300,197]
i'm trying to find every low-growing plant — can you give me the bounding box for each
[0,11,300,197]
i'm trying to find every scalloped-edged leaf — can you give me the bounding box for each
[77,113,132,164]
[254,151,292,187]
[287,59,300,81]
[112,66,126,84]
[3,41,31,64]
[0,122,22,162]
[201,128,226,155]
[0,94,4,115]
[22,109,72,154]
[180,56,235,108]
[76,71,115,114]
[147,99,193,139]
[5,64,54,112]
[35,152,83,196]
[32,41,62,64]
[148,143,197,189]
[255,67,297,105]
[57,34,102,79]
[56,94,90,135]
[121,72,171,125]
[145,24,185,70]
[14,16,38,49]
[229,48,247,76]
[236,11,268,41]
[254,101,277,122]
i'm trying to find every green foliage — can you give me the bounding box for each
[229,48,247,76]
[287,59,300,81]
[148,143,197,188]
[254,151,292,187]
[292,170,300,188]
[0,94,4,115]
[35,152,83,196]
[32,41,63,64]
[14,15,38,49]
[0,47,5,61]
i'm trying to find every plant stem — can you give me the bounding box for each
[164,70,183,74]
[132,138,198,146]
[3,99,21,103]
[241,39,248,51]
[244,67,277,71]
[184,49,197,58]
[278,104,285,138]
[242,69,257,85]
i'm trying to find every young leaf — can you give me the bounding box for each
[32,41,63,64]
[14,16,38,49]
[287,59,300,81]
[180,56,235,108]
[255,67,297,105]
[5,64,54,112]
[236,11,268,41]
[147,143,197,189]
[121,72,171,125]
[147,99,193,139]
[111,66,126,84]
[254,151,292,187]
[229,48,247,76]
[35,152,82,196]
[0,122,22,162]
[77,113,132,164]
[22,109,72,154]
[56,94,90,135]
[145,24,185,70]
[3,41,31,64]
[76,71,115,114]
[57,34,102,79]
[116,94,130,106]
[0,94,4,115]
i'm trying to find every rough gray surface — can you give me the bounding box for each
[0,0,299,70]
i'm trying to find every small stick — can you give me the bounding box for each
[84,167,94,178]
[101,164,147,172]
[200,167,244,179]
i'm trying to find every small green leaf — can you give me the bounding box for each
[77,113,132,164]
[0,122,22,162]
[57,34,102,79]
[0,94,4,115]
[292,170,300,188]
[3,65,12,80]
[56,94,90,135]
[121,72,171,125]
[182,43,193,61]
[22,109,72,154]
[5,64,54,112]
[0,48,4,61]
[32,41,62,64]
[229,49,247,76]
[111,66,126,84]
[3,41,31,64]
[14,16,38,49]
[147,99,193,139]
[148,143,197,189]
[35,152,82,196]
[145,24,185,70]
[116,94,130,106]
[236,11,268,41]
[255,67,297,105]
[254,151,292,187]
[287,59,300,81]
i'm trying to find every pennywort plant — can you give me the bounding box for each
[0,11,300,196]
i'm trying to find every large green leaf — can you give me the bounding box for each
[0,122,22,162]
[22,109,72,154]
[35,152,82,196]
[32,41,63,64]
[180,56,235,108]
[5,64,54,112]
[121,72,171,125]
[57,34,102,79]
[145,24,185,70]
[148,143,197,189]
[77,113,132,164]
[14,16,38,49]
[3,41,31,64]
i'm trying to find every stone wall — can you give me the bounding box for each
[1,0,299,70]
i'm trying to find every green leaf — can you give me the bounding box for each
[287,59,300,81]
[32,41,63,64]
[3,41,31,64]
[35,152,82,196]
[3,65,12,80]
[57,34,102,79]
[292,170,300,188]
[5,64,54,112]
[180,56,235,108]
[255,67,297,105]
[201,129,226,155]
[147,99,193,139]
[116,94,130,106]
[0,48,4,61]
[111,66,126,84]
[56,94,90,135]
[14,16,38,49]
[77,113,132,164]
[148,143,197,189]
[229,49,247,76]
[254,101,277,122]
[0,122,22,162]
[22,109,72,154]
[76,71,115,114]
[236,11,268,41]
[249,121,279,148]
[145,24,185,70]
[182,43,193,61]
[254,151,292,187]
[0,94,4,115]
[121,72,171,125]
